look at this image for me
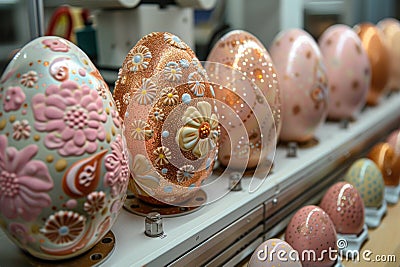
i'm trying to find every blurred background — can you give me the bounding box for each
[1,0,400,82]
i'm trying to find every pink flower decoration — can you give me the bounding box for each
[111,109,121,128]
[104,135,129,197]
[9,222,35,245]
[32,80,107,156]
[42,38,69,52]
[3,86,26,112]
[0,135,53,221]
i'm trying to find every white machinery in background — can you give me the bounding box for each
[44,0,217,82]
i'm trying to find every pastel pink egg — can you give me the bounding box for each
[270,29,329,143]
[320,182,365,235]
[285,205,337,267]
[319,24,370,120]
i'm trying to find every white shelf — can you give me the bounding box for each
[1,93,399,266]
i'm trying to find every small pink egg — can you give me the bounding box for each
[320,182,365,235]
[270,29,329,143]
[207,30,280,169]
[319,24,370,120]
[285,205,337,267]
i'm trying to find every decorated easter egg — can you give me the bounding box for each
[201,62,276,170]
[367,143,400,186]
[387,129,400,155]
[248,238,302,267]
[0,36,129,260]
[285,205,337,267]
[113,32,218,206]
[207,30,281,136]
[206,31,279,169]
[378,18,400,91]
[320,182,365,235]
[354,23,390,106]
[270,29,329,143]
[319,24,370,120]
[344,158,385,208]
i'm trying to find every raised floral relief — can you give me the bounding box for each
[177,165,195,183]
[130,120,154,140]
[176,101,219,158]
[127,45,152,72]
[3,86,26,112]
[188,72,206,96]
[84,191,106,215]
[41,210,86,244]
[160,87,179,106]
[104,135,129,198]
[0,135,53,221]
[21,70,38,88]
[42,38,70,52]
[12,120,31,140]
[133,78,157,105]
[153,146,171,166]
[149,107,165,122]
[32,80,107,156]
[164,62,182,82]
[164,33,188,50]
[111,109,121,128]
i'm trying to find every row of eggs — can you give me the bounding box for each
[0,15,399,260]
[249,128,400,267]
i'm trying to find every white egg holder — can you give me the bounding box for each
[385,184,400,204]
[337,224,369,258]
[364,200,388,228]
[0,94,399,266]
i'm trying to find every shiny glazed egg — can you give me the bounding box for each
[248,238,302,267]
[270,28,329,143]
[354,22,390,106]
[320,182,365,235]
[0,36,129,260]
[377,18,400,91]
[319,24,370,120]
[367,142,400,186]
[206,30,279,169]
[285,205,337,267]
[344,158,385,208]
[113,32,218,206]
[207,30,281,135]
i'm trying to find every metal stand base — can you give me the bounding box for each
[337,224,369,258]
[25,231,115,267]
[365,201,387,228]
[123,189,207,218]
[385,184,400,204]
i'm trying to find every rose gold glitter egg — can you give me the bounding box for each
[114,32,219,206]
